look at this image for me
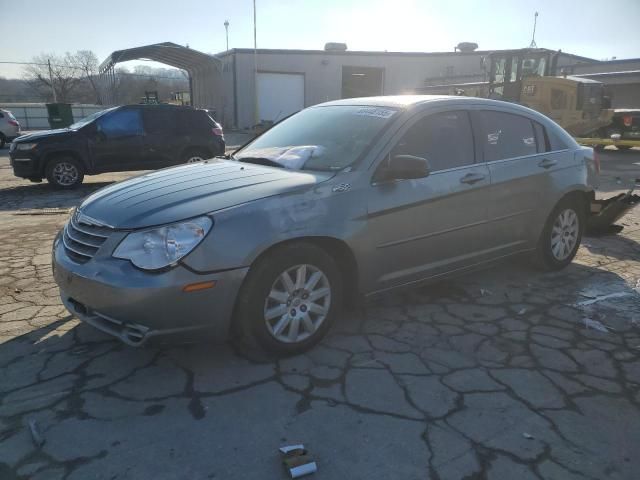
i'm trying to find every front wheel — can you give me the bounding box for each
[534,198,585,271]
[235,243,342,356]
[45,156,84,189]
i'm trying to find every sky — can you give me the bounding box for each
[1,0,639,78]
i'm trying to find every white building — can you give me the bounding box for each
[99,43,600,129]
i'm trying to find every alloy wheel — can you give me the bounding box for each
[263,264,331,344]
[52,162,79,186]
[550,208,579,261]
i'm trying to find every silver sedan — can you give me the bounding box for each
[53,96,598,355]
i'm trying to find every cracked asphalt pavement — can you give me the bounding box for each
[1,146,640,479]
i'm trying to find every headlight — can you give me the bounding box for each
[113,216,212,270]
[15,143,37,151]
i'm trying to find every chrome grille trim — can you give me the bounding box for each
[62,211,113,263]
[64,224,104,248]
[61,231,93,259]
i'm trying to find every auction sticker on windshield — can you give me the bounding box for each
[355,107,396,118]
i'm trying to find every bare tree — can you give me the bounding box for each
[22,51,103,103]
[70,50,102,104]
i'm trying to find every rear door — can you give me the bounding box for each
[142,107,182,167]
[472,109,568,253]
[89,108,145,172]
[365,110,492,293]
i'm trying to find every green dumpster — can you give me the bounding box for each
[46,103,74,129]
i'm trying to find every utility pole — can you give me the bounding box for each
[529,11,539,48]
[253,0,259,125]
[224,20,229,51]
[47,59,57,102]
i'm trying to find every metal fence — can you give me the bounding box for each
[0,103,107,130]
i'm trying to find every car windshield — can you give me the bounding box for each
[234,105,399,171]
[68,108,116,130]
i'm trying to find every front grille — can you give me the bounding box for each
[63,213,112,263]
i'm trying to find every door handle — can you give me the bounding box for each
[538,158,557,169]
[460,173,486,185]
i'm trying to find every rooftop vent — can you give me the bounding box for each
[455,42,478,53]
[324,42,347,52]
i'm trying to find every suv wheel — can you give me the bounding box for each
[184,149,209,164]
[235,243,342,356]
[535,198,584,271]
[46,156,84,189]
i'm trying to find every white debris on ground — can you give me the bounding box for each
[583,318,613,333]
[574,291,632,307]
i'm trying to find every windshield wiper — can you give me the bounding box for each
[235,156,285,169]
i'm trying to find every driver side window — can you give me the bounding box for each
[391,111,475,172]
[97,109,143,139]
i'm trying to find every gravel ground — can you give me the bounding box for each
[1,145,639,480]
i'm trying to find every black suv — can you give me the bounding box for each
[9,104,225,188]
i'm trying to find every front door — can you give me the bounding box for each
[365,110,491,293]
[90,108,145,172]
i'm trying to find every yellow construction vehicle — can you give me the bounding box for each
[418,48,639,232]
[419,48,616,138]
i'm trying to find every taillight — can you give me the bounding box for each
[212,122,223,137]
[8,119,19,127]
[593,148,600,174]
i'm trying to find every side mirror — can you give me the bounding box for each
[377,154,431,183]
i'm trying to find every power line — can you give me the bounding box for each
[0,60,188,80]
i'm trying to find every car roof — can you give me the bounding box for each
[316,95,521,110]
[123,104,199,111]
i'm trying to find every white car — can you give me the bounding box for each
[0,109,21,148]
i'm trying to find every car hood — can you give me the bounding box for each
[78,159,333,229]
[15,128,73,142]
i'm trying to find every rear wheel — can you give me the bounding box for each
[45,156,84,189]
[534,198,585,271]
[183,148,210,164]
[235,243,342,356]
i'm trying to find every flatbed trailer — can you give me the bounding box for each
[574,137,640,148]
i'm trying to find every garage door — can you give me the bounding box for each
[257,73,304,123]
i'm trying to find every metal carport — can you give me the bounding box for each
[99,42,223,112]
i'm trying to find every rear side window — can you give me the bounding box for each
[98,109,143,139]
[393,111,475,172]
[546,127,570,151]
[476,111,537,161]
[533,122,549,152]
[144,108,178,134]
[178,110,213,135]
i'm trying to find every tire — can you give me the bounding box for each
[534,197,585,271]
[235,243,343,356]
[183,148,210,164]
[616,145,632,151]
[45,156,84,189]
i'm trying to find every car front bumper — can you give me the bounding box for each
[10,150,41,177]
[52,231,248,346]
